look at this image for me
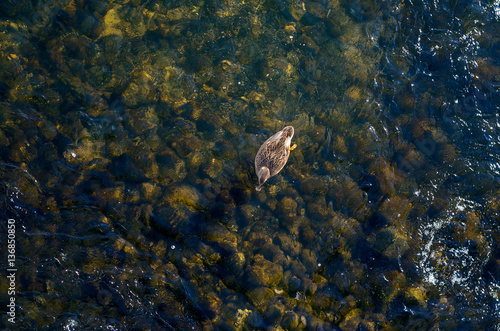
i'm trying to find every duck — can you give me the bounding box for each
[255,126,296,191]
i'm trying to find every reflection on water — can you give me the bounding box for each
[0,0,499,329]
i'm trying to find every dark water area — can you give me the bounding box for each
[0,0,499,329]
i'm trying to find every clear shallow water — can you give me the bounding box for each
[0,0,499,329]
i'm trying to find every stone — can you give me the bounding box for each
[245,254,283,288]
[299,178,327,195]
[204,224,239,252]
[378,196,412,227]
[186,151,206,173]
[247,287,273,307]
[203,157,224,179]
[171,134,203,158]
[141,182,161,201]
[262,303,285,324]
[406,285,428,307]
[201,291,222,316]
[246,310,265,328]
[279,196,298,216]
[300,249,318,272]
[280,311,299,329]
[340,308,363,330]
[227,252,246,275]
[275,233,303,257]
[157,148,187,184]
[384,237,410,260]
[369,157,404,197]
[300,225,316,244]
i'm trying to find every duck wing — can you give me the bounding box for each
[264,137,289,176]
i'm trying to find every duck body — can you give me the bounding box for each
[254,126,295,191]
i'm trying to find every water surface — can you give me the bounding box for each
[0,0,499,329]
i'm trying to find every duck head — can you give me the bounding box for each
[255,166,270,191]
[282,126,294,139]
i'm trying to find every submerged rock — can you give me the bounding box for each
[167,184,209,211]
[227,252,246,275]
[141,182,161,201]
[278,196,298,216]
[203,223,239,252]
[156,148,187,185]
[247,286,274,307]
[280,311,299,329]
[275,232,303,257]
[245,254,283,288]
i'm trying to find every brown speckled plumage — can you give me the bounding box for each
[254,126,295,191]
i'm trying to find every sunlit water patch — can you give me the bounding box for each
[417,201,500,328]
[418,198,490,287]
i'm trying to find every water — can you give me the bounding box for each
[0,0,499,329]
